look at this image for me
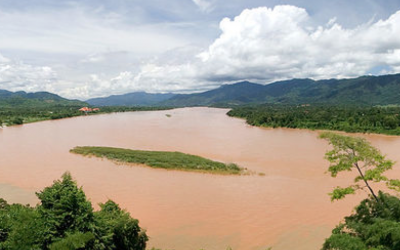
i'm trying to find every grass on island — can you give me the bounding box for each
[70,146,244,175]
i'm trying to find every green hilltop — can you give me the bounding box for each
[0,90,86,108]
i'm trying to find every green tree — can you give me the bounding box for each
[320,133,400,250]
[10,117,23,125]
[0,201,39,250]
[94,200,148,250]
[319,132,399,202]
[322,192,400,250]
[36,172,95,249]
[0,173,148,250]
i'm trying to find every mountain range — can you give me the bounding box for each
[86,92,175,106]
[2,73,400,108]
[161,73,400,106]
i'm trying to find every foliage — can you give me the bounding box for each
[70,146,243,175]
[0,173,147,250]
[49,232,95,250]
[228,105,400,136]
[35,173,95,249]
[321,133,400,249]
[10,117,23,125]
[322,192,400,250]
[94,200,148,250]
[319,132,399,201]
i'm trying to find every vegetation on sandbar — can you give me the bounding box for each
[70,146,243,175]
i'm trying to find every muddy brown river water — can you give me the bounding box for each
[1,107,400,250]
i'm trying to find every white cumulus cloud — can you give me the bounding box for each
[0,53,58,93]
[198,5,400,82]
[88,5,400,98]
[3,5,400,99]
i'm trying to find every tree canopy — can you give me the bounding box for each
[320,132,400,250]
[322,192,400,250]
[319,132,399,201]
[228,105,400,136]
[0,172,147,250]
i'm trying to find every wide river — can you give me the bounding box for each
[1,107,400,250]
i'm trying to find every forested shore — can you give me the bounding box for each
[227,105,400,135]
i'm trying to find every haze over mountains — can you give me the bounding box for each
[86,92,175,106]
[2,73,400,108]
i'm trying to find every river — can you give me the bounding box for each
[1,107,399,250]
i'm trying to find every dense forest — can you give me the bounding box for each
[228,105,400,135]
[0,173,147,250]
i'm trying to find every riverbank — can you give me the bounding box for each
[0,106,172,127]
[70,146,244,175]
[227,105,400,136]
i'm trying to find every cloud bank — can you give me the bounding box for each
[199,5,400,82]
[0,53,58,93]
[2,5,400,99]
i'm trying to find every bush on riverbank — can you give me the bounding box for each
[70,146,243,175]
[322,192,400,250]
[0,173,147,250]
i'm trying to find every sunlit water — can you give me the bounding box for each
[1,107,399,250]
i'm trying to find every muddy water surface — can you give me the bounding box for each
[1,107,400,250]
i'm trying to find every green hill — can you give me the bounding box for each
[162,81,266,106]
[0,90,86,108]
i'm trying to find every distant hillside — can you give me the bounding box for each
[162,74,400,106]
[162,81,266,106]
[86,92,175,106]
[0,90,86,108]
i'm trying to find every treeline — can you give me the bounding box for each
[0,106,84,126]
[227,105,400,135]
[0,106,172,127]
[0,173,147,250]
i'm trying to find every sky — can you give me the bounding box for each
[1,0,400,100]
